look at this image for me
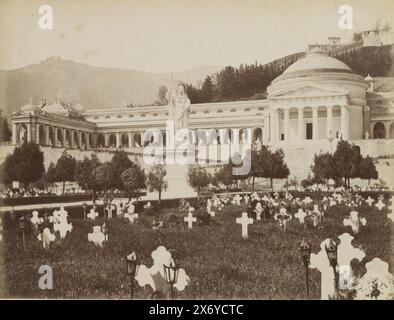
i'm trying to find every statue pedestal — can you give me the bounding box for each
[162,148,196,199]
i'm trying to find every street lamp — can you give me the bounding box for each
[82,202,87,220]
[18,215,27,251]
[164,256,180,300]
[126,252,139,299]
[325,238,339,298]
[101,222,108,243]
[370,280,380,300]
[299,238,311,299]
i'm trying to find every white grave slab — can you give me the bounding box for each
[236,212,253,239]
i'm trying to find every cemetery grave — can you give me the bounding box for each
[0,192,392,299]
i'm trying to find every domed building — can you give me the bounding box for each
[9,49,394,156]
[267,48,368,141]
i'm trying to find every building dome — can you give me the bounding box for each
[267,47,367,107]
[21,98,41,113]
[281,48,352,78]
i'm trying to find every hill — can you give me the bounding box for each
[0,57,221,114]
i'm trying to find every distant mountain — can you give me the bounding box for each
[0,57,221,114]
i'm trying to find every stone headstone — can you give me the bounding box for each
[53,207,73,239]
[88,225,106,246]
[37,228,56,249]
[295,208,307,224]
[375,199,385,211]
[365,196,374,207]
[135,246,190,296]
[343,211,366,234]
[310,239,337,300]
[30,211,43,227]
[207,199,215,217]
[254,202,263,221]
[87,208,99,220]
[184,212,196,229]
[354,258,394,300]
[232,194,242,206]
[236,212,253,239]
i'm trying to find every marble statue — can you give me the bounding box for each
[166,83,191,130]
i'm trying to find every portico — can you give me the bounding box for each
[267,48,368,142]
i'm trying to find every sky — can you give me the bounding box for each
[0,0,393,73]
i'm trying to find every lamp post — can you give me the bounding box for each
[325,238,339,299]
[299,238,311,299]
[82,202,87,220]
[101,222,108,243]
[164,257,180,300]
[370,280,380,300]
[18,215,27,251]
[126,252,138,299]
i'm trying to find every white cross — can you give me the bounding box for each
[184,212,196,229]
[375,199,385,211]
[130,213,139,224]
[343,211,366,234]
[236,212,253,239]
[254,203,263,221]
[365,196,374,206]
[295,208,307,224]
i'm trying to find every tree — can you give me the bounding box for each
[333,140,360,188]
[358,156,378,185]
[54,150,77,193]
[187,166,211,199]
[311,152,336,187]
[45,162,57,185]
[74,153,101,203]
[200,76,215,102]
[214,164,234,190]
[2,142,45,188]
[147,164,167,207]
[94,162,116,193]
[156,85,168,106]
[121,164,146,201]
[266,148,290,189]
[0,111,11,142]
[110,150,133,190]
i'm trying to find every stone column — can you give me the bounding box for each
[284,109,290,141]
[31,123,37,143]
[312,106,319,140]
[78,131,83,147]
[363,106,371,139]
[263,110,270,144]
[128,132,133,148]
[86,133,90,148]
[104,133,109,147]
[70,130,75,148]
[45,125,50,145]
[116,132,121,148]
[62,128,67,147]
[385,122,390,139]
[12,123,17,145]
[326,105,333,139]
[298,107,304,140]
[36,125,40,144]
[270,109,279,141]
[27,123,32,142]
[340,105,349,140]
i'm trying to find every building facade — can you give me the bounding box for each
[10,50,394,152]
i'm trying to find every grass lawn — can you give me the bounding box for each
[0,200,392,299]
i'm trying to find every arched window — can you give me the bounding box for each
[373,122,386,139]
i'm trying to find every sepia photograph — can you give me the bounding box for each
[0,0,393,303]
